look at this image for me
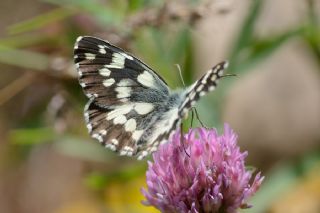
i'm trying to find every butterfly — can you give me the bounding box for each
[74,36,228,160]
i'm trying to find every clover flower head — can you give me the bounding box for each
[142,124,264,213]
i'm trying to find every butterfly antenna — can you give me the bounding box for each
[221,73,237,78]
[193,107,207,128]
[190,108,195,128]
[180,123,190,157]
[175,64,186,87]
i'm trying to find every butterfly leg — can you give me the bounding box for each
[192,107,207,128]
[180,123,190,157]
[190,108,195,128]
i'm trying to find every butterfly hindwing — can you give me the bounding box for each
[84,99,141,156]
[74,36,172,156]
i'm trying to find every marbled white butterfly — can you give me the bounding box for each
[74,36,228,160]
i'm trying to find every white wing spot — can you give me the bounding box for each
[117,79,133,87]
[111,139,119,145]
[123,146,134,152]
[125,119,137,132]
[120,52,133,60]
[86,124,92,132]
[211,75,217,81]
[106,144,116,151]
[189,91,196,100]
[85,53,96,60]
[150,146,157,153]
[132,130,144,141]
[196,84,204,92]
[99,129,107,135]
[110,52,125,69]
[201,75,209,84]
[103,78,115,87]
[80,82,86,87]
[105,64,123,69]
[76,36,83,43]
[98,45,106,54]
[92,133,103,142]
[134,103,154,115]
[199,91,206,96]
[115,87,131,98]
[137,151,148,160]
[209,86,215,91]
[120,146,134,156]
[107,104,134,120]
[223,62,229,69]
[113,115,127,124]
[119,150,127,156]
[120,98,129,103]
[84,112,89,122]
[137,71,155,88]
[99,68,111,76]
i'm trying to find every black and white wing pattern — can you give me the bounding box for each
[74,36,228,160]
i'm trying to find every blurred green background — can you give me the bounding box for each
[0,0,319,212]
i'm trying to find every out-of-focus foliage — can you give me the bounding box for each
[0,0,319,212]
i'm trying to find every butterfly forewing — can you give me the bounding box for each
[75,36,169,105]
[74,36,228,159]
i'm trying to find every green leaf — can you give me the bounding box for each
[128,0,147,11]
[303,1,320,65]
[0,34,47,48]
[234,28,303,73]
[85,172,109,190]
[229,0,263,63]
[43,0,124,26]
[9,128,56,145]
[0,45,50,70]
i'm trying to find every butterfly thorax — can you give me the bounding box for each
[136,89,185,147]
